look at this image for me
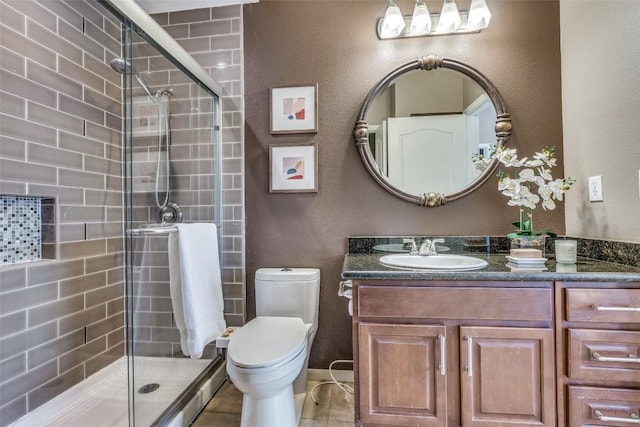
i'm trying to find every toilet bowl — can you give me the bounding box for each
[225,268,320,427]
[227,317,307,427]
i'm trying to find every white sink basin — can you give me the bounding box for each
[379,254,488,271]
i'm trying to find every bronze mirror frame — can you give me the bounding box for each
[353,54,512,207]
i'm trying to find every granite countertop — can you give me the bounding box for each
[342,236,640,282]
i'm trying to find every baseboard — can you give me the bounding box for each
[308,367,354,383]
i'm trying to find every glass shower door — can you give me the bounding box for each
[121,21,222,426]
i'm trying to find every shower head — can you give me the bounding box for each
[109,57,136,75]
[109,57,155,99]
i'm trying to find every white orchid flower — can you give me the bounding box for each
[500,178,521,201]
[548,178,566,200]
[537,167,553,181]
[504,182,540,209]
[519,186,540,208]
[495,147,527,168]
[537,184,558,210]
[524,158,544,167]
[542,198,556,210]
[518,168,537,182]
[533,150,557,168]
[472,156,491,173]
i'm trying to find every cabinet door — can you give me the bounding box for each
[460,326,555,427]
[359,323,447,426]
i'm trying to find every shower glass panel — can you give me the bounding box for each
[120,20,222,426]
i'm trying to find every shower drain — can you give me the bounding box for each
[138,383,160,394]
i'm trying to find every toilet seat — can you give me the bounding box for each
[228,316,306,370]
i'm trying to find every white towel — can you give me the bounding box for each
[168,223,226,359]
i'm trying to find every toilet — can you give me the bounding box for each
[226,268,320,427]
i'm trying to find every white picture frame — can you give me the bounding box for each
[269,143,318,193]
[270,84,318,134]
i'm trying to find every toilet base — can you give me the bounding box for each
[240,384,297,427]
[294,391,306,424]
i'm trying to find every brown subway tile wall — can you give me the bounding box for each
[0,0,124,425]
[157,5,246,327]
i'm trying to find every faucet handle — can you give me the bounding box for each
[403,238,418,255]
[419,238,444,255]
[430,239,445,255]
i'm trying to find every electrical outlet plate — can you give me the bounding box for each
[588,175,603,202]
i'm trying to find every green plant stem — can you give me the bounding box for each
[519,208,527,234]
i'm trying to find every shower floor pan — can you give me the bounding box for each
[12,356,220,427]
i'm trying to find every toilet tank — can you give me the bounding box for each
[255,268,320,325]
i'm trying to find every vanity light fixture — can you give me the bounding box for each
[376,0,491,40]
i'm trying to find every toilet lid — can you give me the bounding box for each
[227,317,306,369]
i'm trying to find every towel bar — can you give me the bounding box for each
[129,223,222,236]
[129,227,177,235]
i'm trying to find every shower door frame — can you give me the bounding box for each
[100,1,225,425]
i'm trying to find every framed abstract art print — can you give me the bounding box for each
[269,143,318,193]
[270,84,318,134]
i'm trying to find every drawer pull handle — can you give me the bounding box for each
[464,336,473,377]
[594,410,640,424]
[592,352,640,364]
[438,334,446,376]
[592,304,640,312]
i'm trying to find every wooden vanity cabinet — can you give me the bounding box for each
[353,281,556,427]
[555,283,640,427]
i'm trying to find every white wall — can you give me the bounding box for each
[560,0,640,243]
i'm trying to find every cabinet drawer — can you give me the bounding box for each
[568,329,640,383]
[358,287,552,322]
[566,288,640,323]
[568,386,640,427]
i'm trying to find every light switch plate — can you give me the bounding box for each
[588,175,603,202]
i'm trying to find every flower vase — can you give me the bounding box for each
[510,235,546,257]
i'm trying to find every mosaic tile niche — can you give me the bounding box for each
[0,195,56,265]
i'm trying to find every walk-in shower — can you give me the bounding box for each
[6,0,226,425]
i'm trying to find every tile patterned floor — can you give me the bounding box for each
[192,380,355,426]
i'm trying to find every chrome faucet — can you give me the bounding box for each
[419,238,445,255]
[403,238,445,256]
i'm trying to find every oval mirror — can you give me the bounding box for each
[354,55,512,207]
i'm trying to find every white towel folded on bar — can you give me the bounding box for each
[168,223,226,359]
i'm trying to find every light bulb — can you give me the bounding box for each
[467,0,492,31]
[437,0,461,33]
[410,0,431,36]
[380,1,406,38]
